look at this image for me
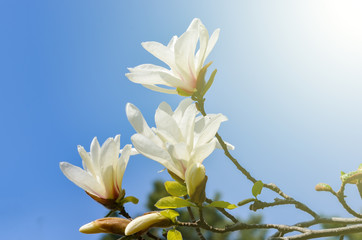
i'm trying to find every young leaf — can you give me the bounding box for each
[155,196,196,209]
[205,200,237,210]
[167,229,183,240]
[160,210,180,223]
[118,196,139,205]
[252,180,263,198]
[164,181,187,197]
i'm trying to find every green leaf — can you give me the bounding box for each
[341,170,362,184]
[201,69,217,96]
[118,196,139,205]
[164,181,187,197]
[160,210,180,223]
[167,229,183,240]
[155,196,196,209]
[341,171,345,176]
[205,200,237,210]
[237,198,256,206]
[252,180,263,198]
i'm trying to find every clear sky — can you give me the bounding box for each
[2,1,362,239]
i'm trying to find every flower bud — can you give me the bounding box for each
[185,163,207,204]
[125,212,173,236]
[79,217,131,235]
[315,183,333,192]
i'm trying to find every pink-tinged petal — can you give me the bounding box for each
[196,114,228,147]
[141,41,176,69]
[59,162,106,198]
[174,29,199,87]
[191,139,217,165]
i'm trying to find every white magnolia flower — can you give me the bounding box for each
[126,18,220,95]
[60,135,134,207]
[126,99,232,181]
[125,212,172,236]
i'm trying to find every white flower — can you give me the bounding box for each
[126,99,232,181]
[60,135,135,206]
[126,18,220,95]
[125,212,172,236]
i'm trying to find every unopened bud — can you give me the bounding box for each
[125,212,173,236]
[185,163,207,204]
[79,217,131,235]
[315,183,333,192]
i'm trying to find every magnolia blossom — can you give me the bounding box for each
[125,212,172,236]
[126,18,220,94]
[126,98,232,181]
[60,135,134,207]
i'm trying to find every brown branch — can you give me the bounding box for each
[270,223,362,240]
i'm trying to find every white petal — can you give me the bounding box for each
[166,142,190,162]
[195,21,209,73]
[174,30,199,86]
[204,28,220,61]
[78,145,95,176]
[59,162,106,198]
[215,140,235,150]
[179,103,197,148]
[158,101,173,115]
[141,84,178,94]
[141,41,176,69]
[100,138,119,197]
[126,64,188,89]
[191,139,217,164]
[126,103,156,138]
[173,98,194,125]
[196,114,228,147]
[131,134,182,177]
[167,35,178,49]
[155,106,182,142]
[90,137,101,176]
[114,144,132,193]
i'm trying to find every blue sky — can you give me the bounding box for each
[2,1,362,239]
